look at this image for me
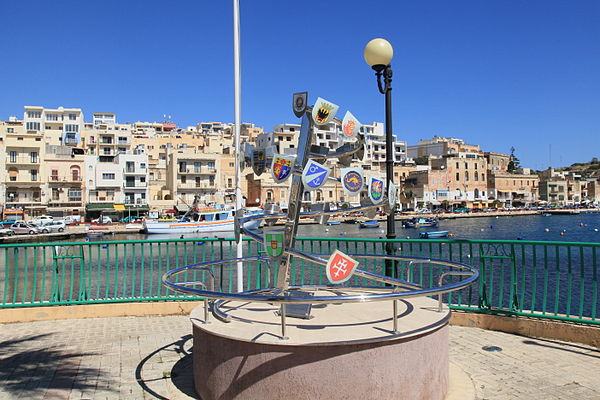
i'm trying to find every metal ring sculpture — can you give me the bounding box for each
[163,97,478,339]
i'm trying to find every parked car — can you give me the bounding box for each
[29,215,54,226]
[63,215,82,225]
[0,227,15,237]
[92,216,112,224]
[10,222,39,235]
[39,221,66,233]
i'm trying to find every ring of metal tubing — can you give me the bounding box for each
[162,254,478,304]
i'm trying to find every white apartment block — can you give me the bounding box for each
[24,106,84,147]
[92,112,117,127]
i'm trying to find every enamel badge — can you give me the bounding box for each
[341,111,361,141]
[326,250,359,284]
[264,227,285,259]
[271,154,295,183]
[302,159,331,191]
[388,181,397,209]
[311,97,339,126]
[340,168,364,197]
[293,92,308,118]
[368,176,385,204]
[252,149,266,176]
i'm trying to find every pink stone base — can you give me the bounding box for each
[193,322,449,400]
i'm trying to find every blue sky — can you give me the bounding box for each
[1,1,598,170]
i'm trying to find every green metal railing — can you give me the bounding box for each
[0,237,597,326]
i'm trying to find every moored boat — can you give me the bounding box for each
[359,220,380,229]
[419,231,449,239]
[144,199,261,234]
[403,217,438,228]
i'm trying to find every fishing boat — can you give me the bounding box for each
[144,197,261,234]
[403,217,438,228]
[359,220,380,229]
[326,220,341,226]
[419,231,449,239]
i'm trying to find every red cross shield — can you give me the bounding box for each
[326,250,359,284]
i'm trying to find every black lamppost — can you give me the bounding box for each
[364,38,396,278]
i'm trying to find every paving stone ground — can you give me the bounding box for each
[0,315,598,399]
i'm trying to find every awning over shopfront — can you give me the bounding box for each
[114,204,126,211]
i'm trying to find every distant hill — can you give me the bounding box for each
[558,160,600,178]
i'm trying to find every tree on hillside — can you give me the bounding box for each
[508,146,521,173]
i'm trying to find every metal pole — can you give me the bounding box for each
[384,65,396,279]
[233,0,243,292]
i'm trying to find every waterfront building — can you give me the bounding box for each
[24,106,84,147]
[2,118,46,217]
[484,152,511,173]
[487,171,539,207]
[92,112,117,127]
[407,136,483,160]
[45,145,85,218]
[167,150,221,207]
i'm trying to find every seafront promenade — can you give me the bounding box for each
[0,314,598,399]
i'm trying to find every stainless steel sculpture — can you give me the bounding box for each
[163,96,478,339]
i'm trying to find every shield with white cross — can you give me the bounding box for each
[326,250,359,284]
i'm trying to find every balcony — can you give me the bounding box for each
[123,182,147,188]
[7,156,40,165]
[123,168,146,175]
[178,182,216,189]
[49,175,83,183]
[64,137,79,145]
[178,167,217,175]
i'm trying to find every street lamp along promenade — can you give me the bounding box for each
[364,38,396,279]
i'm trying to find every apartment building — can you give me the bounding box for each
[3,118,46,217]
[485,152,511,173]
[24,106,84,147]
[408,136,483,159]
[83,122,132,156]
[167,151,221,206]
[45,145,85,217]
[487,172,539,206]
[92,112,117,127]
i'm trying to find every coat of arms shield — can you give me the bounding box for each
[368,176,385,204]
[302,159,331,191]
[271,154,295,183]
[326,250,359,284]
[252,149,266,176]
[341,111,362,141]
[388,181,397,210]
[264,228,284,259]
[311,97,339,126]
[340,168,364,197]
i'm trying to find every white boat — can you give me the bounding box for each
[144,202,262,234]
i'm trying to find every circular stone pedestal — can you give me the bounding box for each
[191,290,450,400]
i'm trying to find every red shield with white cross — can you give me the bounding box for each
[326,250,359,284]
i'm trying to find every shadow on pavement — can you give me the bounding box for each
[135,334,199,399]
[0,333,115,396]
[522,338,600,359]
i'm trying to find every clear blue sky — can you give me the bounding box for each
[1,1,598,170]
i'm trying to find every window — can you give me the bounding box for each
[181,176,187,184]
[179,161,187,173]
[194,162,201,172]
[68,189,82,201]
[126,161,135,173]
[456,162,459,169]
[30,170,38,181]
[140,163,146,170]
[208,162,215,169]
[464,162,468,169]
[65,124,79,132]
[456,172,460,181]
[229,162,234,167]
[68,113,77,121]
[474,171,479,181]
[26,122,40,131]
[52,188,60,201]
[140,177,146,183]
[51,170,59,181]
[30,152,38,163]
[102,173,115,180]
[46,114,58,121]
[27,111,41,118]
[9,151,16,163]
[7,127,14,133]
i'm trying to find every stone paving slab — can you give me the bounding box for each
[0,315,598,399]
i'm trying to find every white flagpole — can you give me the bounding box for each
[233,0,244,292]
